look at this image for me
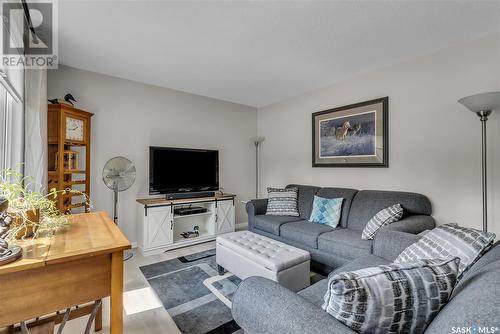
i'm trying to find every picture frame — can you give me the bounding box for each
[312,97,388,167]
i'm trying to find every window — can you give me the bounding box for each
[0,86,12,170]
[0,75,24,172]
[1,0,25,173]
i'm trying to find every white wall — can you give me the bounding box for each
[48,66,257,244]
[257,34,500,236]
[48,34,500,241]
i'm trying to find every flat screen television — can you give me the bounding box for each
[149,146,219,196]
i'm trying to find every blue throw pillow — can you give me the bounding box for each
[309,196,343,228]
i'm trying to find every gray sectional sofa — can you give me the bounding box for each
[246,184,436,269]
[232,230,500,333]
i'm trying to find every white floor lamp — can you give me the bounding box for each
[458,91,500,232]
[251,137,265,198]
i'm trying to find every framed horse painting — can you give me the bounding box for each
[312,97,388,167]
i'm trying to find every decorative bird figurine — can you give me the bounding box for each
[64,94,77,106]
[48,94,78,106]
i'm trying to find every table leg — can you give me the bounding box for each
[95,302,102,332]
[110,252,124,334]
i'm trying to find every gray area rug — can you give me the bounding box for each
[140,249,243,334]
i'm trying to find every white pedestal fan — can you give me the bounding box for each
[102,156,136,261]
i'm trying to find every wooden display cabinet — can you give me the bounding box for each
[48,104,93,213]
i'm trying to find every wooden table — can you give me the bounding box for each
[0,212,131,334]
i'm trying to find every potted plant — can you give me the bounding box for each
[0,169,90,241]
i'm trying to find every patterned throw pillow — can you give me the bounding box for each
[309,196,343,228]
[361,204,403,240]
[322,258,460,334]
[394,223,496,278]
[266,187,299,216]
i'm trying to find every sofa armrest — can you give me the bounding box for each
[246,199,268,230]
[246,199,268,216]
[381,214,435,234]
[232,276,356,334]
[373,230,422,261]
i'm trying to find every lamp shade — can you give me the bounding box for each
[458,91,500,113]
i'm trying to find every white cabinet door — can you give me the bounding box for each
[146,206,173,248]
[215,200,235,234]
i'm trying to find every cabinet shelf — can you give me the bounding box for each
[50,169,86,174]
[61,192,86,198]
[64,141,87,147]
[48,174,87,187]
[63,170,86,174]
[64,180,86,186]
[48,140,87,146]
[174,232,213,244]
[173,211,214,219]
[66,202,87,210]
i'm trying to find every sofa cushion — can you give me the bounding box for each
[253,215,302,236]
[318,229,372,260]
[322,258,460,334]
[347,190,432,231]
[280,220,334,249]
[299,254,391,308]
[286,184,321,220]
[453,240,500,293]
[372,230,422,262]
[316,187,358,228]
[330,254,390,276]
[298,278,328,307]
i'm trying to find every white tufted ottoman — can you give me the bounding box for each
[216,231,310,292]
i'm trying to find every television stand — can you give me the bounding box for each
[166,191,215,200]
[136,193,236,256]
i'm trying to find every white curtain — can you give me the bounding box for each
[24,69,48,193]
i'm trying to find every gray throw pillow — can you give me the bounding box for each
[322,258,460,334]
[361,203,403,240]
[266,187,299,216]
[394,223,496,279]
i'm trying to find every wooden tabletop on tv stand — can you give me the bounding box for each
[136,193,236,206]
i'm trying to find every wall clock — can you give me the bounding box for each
[66,117,84,141]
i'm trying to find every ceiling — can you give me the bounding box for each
[57,1,500,107]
